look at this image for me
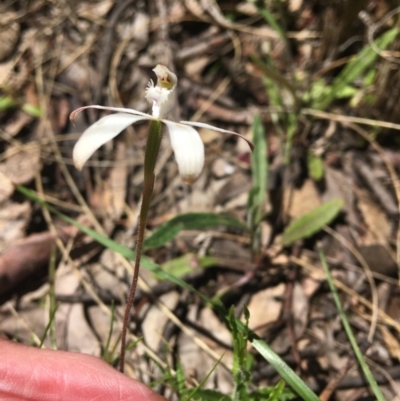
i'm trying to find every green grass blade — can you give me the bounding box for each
[319,247,386,401]
[250,336,319,401]
[248,115,268,253]
[251,115,268,215]
[281,198,343,246]
[258,7,286,40]
[144,213,247,249]
[39,302,59,348]
[183,355,227,401]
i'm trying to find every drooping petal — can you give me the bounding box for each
[163,120,205,184]
[73,113,150,170]
[180,120,254,152]
[70,105,152,124]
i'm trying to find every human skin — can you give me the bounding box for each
[0,339,168,401]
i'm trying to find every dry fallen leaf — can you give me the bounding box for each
[246,283,285,336]
[142,291,180,350]
[0,201,31,249]
[284,178,322,220]
[0,171,14,203]
[0,145,41,185]
[179,305,233,392]
[77,0,113,20]
[0,228,74,296]
[292,282,308,338]
[355,187,391,245]
[0,12,20,61]
[104,142,128,221]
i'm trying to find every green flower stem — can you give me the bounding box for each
[119,119,163,373]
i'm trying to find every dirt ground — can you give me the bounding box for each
[1,0,400,400]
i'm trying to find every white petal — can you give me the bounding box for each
[70,105,151,124]
[163,120,205,184]
[73,113,150,170]
[180,120,254,151]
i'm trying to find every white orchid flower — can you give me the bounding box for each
[71,65,253,184]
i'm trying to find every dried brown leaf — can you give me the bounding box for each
[0,145,40,185]
[284,178,322,220]
[0,171,14,203]
[0,201,31,249]
[0,227,75,295]
[246,283,285,336]
[0,12,20,61]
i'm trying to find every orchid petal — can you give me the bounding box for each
[163,120,205,184]
[70,105,152,124]
[73,113,150,170]
[180,120,254,152]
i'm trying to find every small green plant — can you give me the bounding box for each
[156,306,295,401]
[310,28,398,110]
[0,94,42,116]
[252,3,399,179]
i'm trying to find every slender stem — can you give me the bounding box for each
[119,120,163,372]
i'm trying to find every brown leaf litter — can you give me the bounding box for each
[1,0,400,399]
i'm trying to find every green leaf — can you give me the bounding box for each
[0,95,17,111]
[154,253,218,280]
[21,103,42,117]
[334,85,358,99]
[281,198,343,245]
[307,149,324,180]
[251,115,268,213]
[144,213,247,249]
